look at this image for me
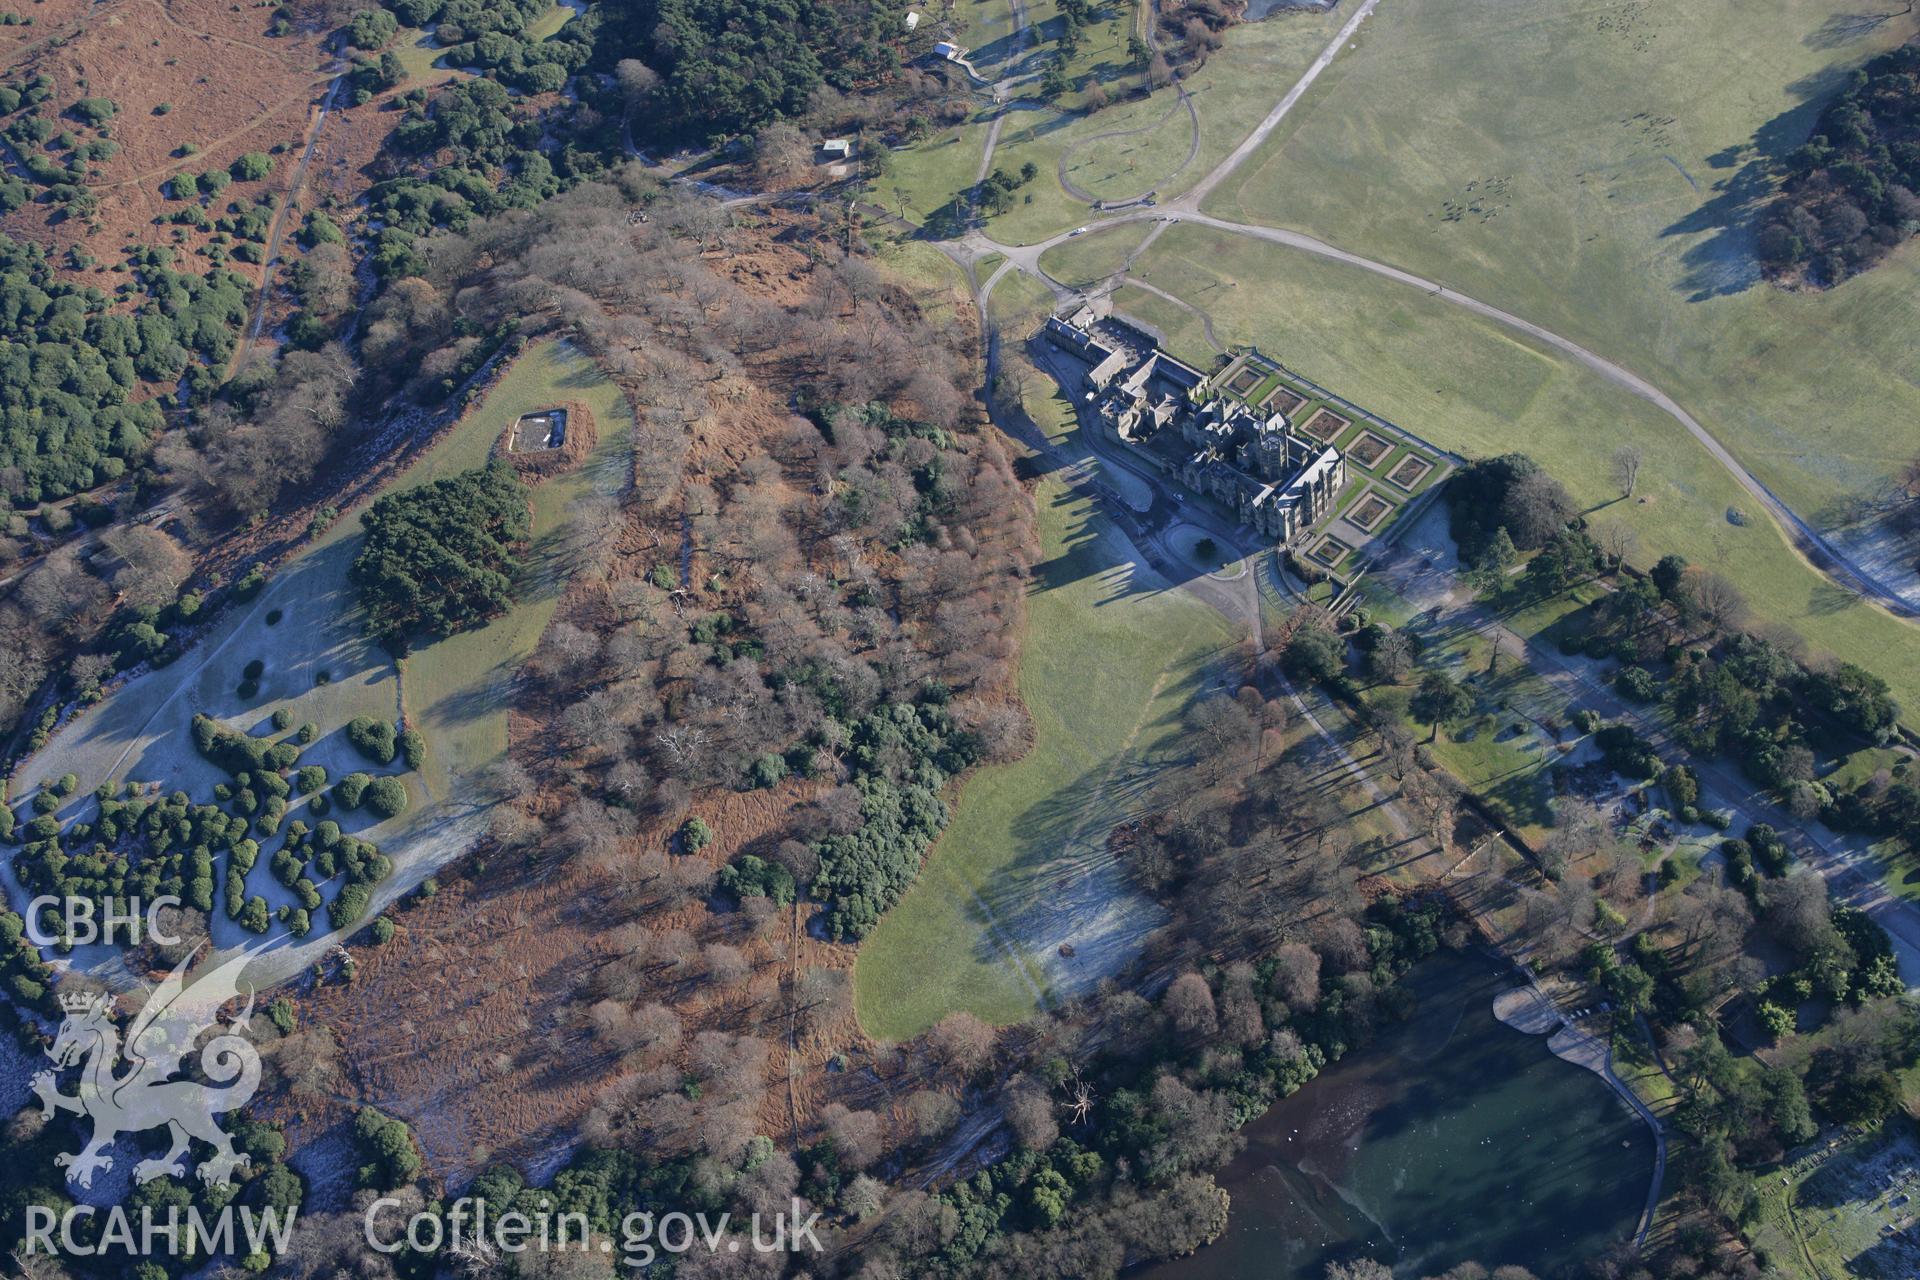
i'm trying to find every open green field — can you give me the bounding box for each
[1123,224,1920,720]
[879,7,1345,244]
[1041,221,1155,287]
[1107,280,1218,360]
[393,0,576,82]
[853,373,1238,1041]
[879,110,997,226]
[524,0,583,41]
[949,0,1150,113]
[951,0,1025,77]
[1202,0,1920,531]
[986,265,1058,330]
[391,26,475,84]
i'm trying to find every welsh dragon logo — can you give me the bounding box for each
[31,947,263,1190]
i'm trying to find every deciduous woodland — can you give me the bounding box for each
[1758,43,1920,286]
[3,0,1920,1276]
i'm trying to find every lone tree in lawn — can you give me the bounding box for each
[1410,670,1473,742]
[351,462,530,647]
[1611,443,1644,499]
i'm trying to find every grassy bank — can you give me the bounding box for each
[1123,224,1920,721]
[1201,0,1920,527]
[879,6,1346,245]
[853,376,1238,1041]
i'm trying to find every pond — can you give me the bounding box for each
[1139,950,1652,1280]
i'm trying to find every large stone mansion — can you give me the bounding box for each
[1041,309,1346,545]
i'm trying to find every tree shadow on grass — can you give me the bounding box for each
[955,654,1224,982]
[1809,579,1866,616]
[1661,68,1854,301]
[1027,485,1149,598]
[1804,6,1915,50]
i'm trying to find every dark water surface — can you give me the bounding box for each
[1140,951,1651,1279]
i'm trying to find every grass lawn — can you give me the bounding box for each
[852,374,1238,1041]
[1124,224,1920,722]
[389,27,473,85]
[951,0,1038,80]
[877,110,998,228]
[1201,0,1920,531]
[876,240,972,311]
[1054,7,1349,213]
[391,340,632,798]
[1108,280,1214,363]
[1611,1031,1680,1114]
[1825,744,1903,793]
[877,6,1346,243]
[1033,0,1140,114]
[1040,221,1155,286]
[951,0,1138,97]
[960,108,1096,245]
[523,0,582,41]
[987,267,1058,331]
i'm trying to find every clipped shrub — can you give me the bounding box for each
[330,882,370,930]
[397,729,426,771]
[1661,763,1700,809]
[334,772,371,809]
[347,716,397,765]
[350,1105,419,1189]
[71,97,116,125]
[1614,666,1659,703]
[363,775,408,820]
[193,713,275,773]
[233,565,269,600]
[238,896,271,933]
[1594,723,1660,780]
[230,151,272,181]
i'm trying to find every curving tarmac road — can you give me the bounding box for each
[945,0,1920,626]
[979,204,1920,622]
